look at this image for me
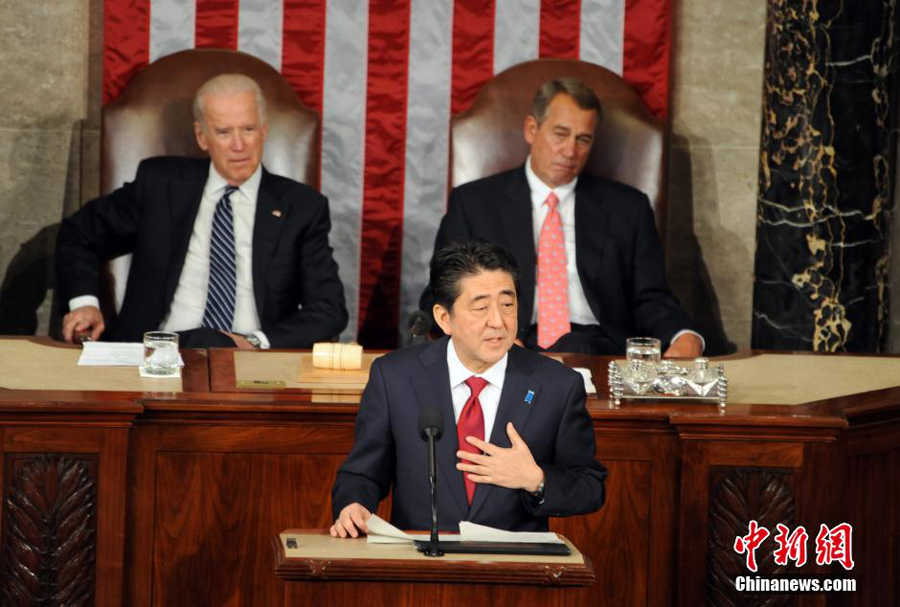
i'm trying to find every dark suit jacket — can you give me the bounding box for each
[332,337,606,532]
[56,156,348,347]
[420,167,696,351]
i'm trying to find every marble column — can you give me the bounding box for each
[752,0,899,352]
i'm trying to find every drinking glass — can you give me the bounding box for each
[625,337,661,380]
[141,331,179,376]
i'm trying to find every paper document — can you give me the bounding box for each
[364,514,562,544]
[77,342,185,367]
[365,514,455,544]
[573,367,597,394]
[458,521,563,544]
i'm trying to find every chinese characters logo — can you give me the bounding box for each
[734,521,854,572]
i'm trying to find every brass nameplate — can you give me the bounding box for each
[236,379,287,389]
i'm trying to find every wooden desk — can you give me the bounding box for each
[273,530,594,606]
[0,338,208,607]
[2,342,898,606]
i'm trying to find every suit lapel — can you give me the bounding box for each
[164,162,208,307]
[499,168,537,336]
[468,347,541,519]
[410,337,469,521]
[574,177,611,322]
[251,168,289,318]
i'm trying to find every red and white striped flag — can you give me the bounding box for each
[103,0,671,347]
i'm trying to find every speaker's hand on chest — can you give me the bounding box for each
[456,422,544,493]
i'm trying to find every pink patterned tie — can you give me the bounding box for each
[458,376,488,505]
[537,192,570,349]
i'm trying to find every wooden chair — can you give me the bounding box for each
[99,48,319,316]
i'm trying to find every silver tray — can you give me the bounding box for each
[607,358,728,407]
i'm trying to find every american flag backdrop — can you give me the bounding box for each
[103,0,672,347]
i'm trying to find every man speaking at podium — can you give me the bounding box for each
[331,241,606,537]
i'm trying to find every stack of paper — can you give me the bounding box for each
[364,514,563,545]
[77,342,185,367]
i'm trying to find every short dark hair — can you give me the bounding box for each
[530,77,603,125]
[430,241,520,310]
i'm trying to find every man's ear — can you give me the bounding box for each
[194,122,209,152]
[433,304,452,336]
[523,115,538,145]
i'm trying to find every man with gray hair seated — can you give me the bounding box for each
[56,73,347,348]
[421,77,702,357]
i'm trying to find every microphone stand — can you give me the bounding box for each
[424,428,443,557]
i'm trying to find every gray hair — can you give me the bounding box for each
[193,73,268,125]
[530,77,603,125]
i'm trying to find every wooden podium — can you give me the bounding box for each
[273,530,595,606]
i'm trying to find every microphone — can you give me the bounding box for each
[406,310,431,346]
[417,406,444,557]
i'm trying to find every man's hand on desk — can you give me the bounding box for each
[330,502,372,538]
[663,333,703,359]
[457,422,545,493]
[62,305,105,343]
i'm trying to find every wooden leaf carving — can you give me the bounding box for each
[706,467,795,607]
[1,455,96,605]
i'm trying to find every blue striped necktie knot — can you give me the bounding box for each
[201,185,239,332]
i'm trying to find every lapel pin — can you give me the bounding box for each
[524,390,535,404]
[272,209,282,218]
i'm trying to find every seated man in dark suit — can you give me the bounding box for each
[56,73,347,348]
[421,78,702,357]
[331,241,606,537]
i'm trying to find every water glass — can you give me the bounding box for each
[625,337,661,380]
[141,331,180,376]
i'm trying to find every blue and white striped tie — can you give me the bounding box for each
[201,185,238,332]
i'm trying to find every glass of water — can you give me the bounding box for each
[141,331,180,376]
[625,337,661,380]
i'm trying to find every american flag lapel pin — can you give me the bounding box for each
[272,209,282,218]
[524,390,535,405]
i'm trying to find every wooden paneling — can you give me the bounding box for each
[673,420,843,606]
[709,441,803,467]
[125,418,389,607]
[0,401,137,607]
[553,460,651,605]
[151,452,345,606]
[286,579,594,606]
[841,421,900,607]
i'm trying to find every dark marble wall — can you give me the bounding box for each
[753,0,899,351]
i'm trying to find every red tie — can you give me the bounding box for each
[458,376,488,505]
[537,191,570,349]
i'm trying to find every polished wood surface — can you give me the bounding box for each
[1,342,898,605]
[274,530,594,606]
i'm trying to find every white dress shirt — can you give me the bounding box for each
[70,163,270,347]
[447,338,508,442]
[524,156,702,350]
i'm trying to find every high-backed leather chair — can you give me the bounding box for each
[99,48,319,316]
[451,58,666,236]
